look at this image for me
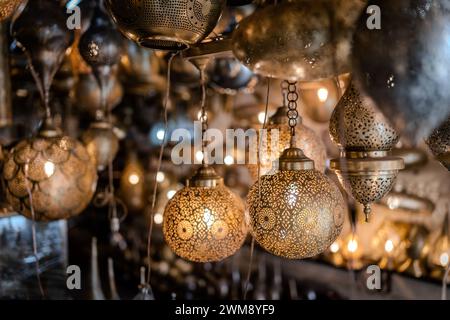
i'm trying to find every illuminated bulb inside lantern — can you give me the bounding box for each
[154,212,163,225]
[167,190,176,200]
[224,155,234,166]
[128,173,140,185]
[384,239,394,254]
[156,129,165,141]
[44,161,55,177]
[330,241,340,253]
[195,151,204,162]
[203,208,214,228]
[197,110,207,121]
[258,112,266,124]
[317,88,329,102]
[440,252,449,267]
[347,238,358,253]
[156,171,165,183]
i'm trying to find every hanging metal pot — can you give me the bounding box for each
[232,0,366,81]
[352,0,450,144]
[426,117,450,171]
[105,0,226,51]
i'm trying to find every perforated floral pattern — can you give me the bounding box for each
[163,184,248,262]
[247,170,345,259]
[427,117,450,156]
[329,84,399,151]
[0,0,21,22]
[3,135,98,221]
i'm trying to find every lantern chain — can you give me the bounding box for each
[285,81,299,145]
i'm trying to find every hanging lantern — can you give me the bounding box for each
[428,214,450,274]
[82,121,119,171]
[330,84,404,221]
[232,0,365,81]
[163,166,248,262]
[119,152,146,212]
[3,122,98,221]
[247,103,327,181]
[247,81,344,259]
[352,0,450,144]
[0,0,22,22]
[105,0,225,51]
[426,117,450,171]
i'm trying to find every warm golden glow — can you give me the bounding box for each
[44,161,55,177]
[385,239,394,254]
[154,212,163,225]
[128,173,140,185]
[330,241,340,253]
[347,238,358,253]
[258,112,266,124]
[440,253,449,267]
[166,190,177,200]
[224,155,234,166]
[317,87,329,102]
[156,171,165,183]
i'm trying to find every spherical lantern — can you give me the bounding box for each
[163,166,248,262]
[247,105,327,181]
[232,0,365,81]
[426,117,450,171]
[247,148,345,259]
[82,121,119,171]
[330,84,404,221]
[105,0,225,51]
[0,0,22,22]
[3,123,98,221]
[352,0,450,144]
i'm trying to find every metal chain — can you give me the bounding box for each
[286,81,299,137]
[200,67,208,165]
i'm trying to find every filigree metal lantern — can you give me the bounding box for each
[105,0,225,51]
[0,0,22,21]
[82,121,119,171]
[3,122,98,221]
[352,0,450,144]
[232,0,365,81]
[163,166,248,262]
[119,152,146,212]
[330,84,404,221]
[426,117,450,171]
[247,147,345,259]
[247,81,345,259]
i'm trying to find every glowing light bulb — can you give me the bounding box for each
[44,161,55,177]
[347,238,358,253]
[154,212,163,225]
[198,111,207,121]
[258,112,266,124]
[224,155,234,166]
[440,252,449,267]
[195,151,204,162]
[167,190,176,200]
[156,171,165,183]
[317,88,329,102]
[384,239,394,254]
[330,241,340,253]
[156,129,165,141]
[128,173,140,185]
[203,208,214,228]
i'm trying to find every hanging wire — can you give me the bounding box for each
[145,52,177,288]
[24,161,45,298]
[243,77,271,300]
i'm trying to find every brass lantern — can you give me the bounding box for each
[163,166,248,262]
[247,104,327,181]
[3,122,98,221]
[119,152,146,212]
[82,121,119,171]
[426,117,450,171]
[330,84,404,221]
[0,0,22,21]
[105,0,225,51]
[247,147,345,259]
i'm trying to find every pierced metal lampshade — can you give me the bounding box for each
[247,148,345,259]
[3,123,98,221]
[330,84,404,221]
[352,0,450,144]
[0,0,22,21]
[232,0,365,81]
[247,105,327,181]
[426,117,450,171]
[82,121,119,171]
[163,166,248,262]
[105,0,225,51]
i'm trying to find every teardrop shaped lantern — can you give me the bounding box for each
[232,0,365,81]
[105,0,225,51]
[82,121,119,171]
[426,117,450,171]
[247,81,345,259]
[163,166,248,262]
[352,0,450,144]
[329,84,404,221]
